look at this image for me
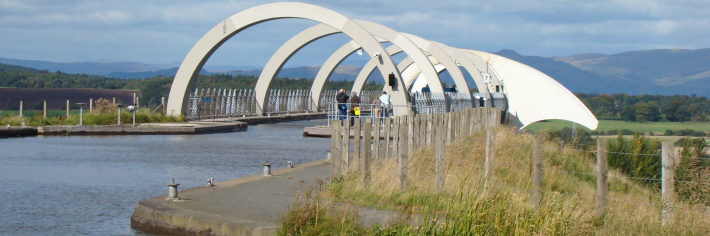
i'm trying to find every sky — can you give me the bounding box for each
[1,0,709,68]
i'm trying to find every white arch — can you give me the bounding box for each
[255,24,340,110]
[166,2,409,115]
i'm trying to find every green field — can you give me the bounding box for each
[524,119,710,134]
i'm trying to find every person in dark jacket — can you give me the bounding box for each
[349,91,360,125]
[336,89,349,124]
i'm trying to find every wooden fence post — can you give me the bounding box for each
[392,117,400,160]
[661,140,676,226]
[407,115,414,160]
[484,129,496,192]
[532,138,544,207]
[66,100,70,117]
[342,122,350,174]
[426,114,433,146]
[436,126,445,192]
[19,101,23,118]
[89,98,93,113]
[354,118,361,170]
[43,100,47,119]
[446,113,453,144]
[596,138,608,219]
[399,116,409,190]
[363,119,372,187]
[412,114,419,151]
[373,117,381,160]
[331,121,342,178]
[384,117,392,159]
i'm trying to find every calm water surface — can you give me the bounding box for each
[0,120,330,235]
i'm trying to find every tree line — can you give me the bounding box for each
[0,63,382,107]
[4,63,709,122]
[576,93,710,122]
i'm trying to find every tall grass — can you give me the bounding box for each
[0,108,185,126]
[281,126,710,235]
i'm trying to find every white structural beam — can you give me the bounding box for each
[466,50,598,130]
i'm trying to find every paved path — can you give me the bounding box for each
[131,159,332,235]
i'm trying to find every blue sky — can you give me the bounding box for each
[1,0,708,68]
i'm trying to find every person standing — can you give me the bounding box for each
[349,91,360,126]
[378,91,390,118]
[372,97,382,119]
[336,89,349,124]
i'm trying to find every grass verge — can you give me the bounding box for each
[281,126,710,235]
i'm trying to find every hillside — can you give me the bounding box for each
[493,50,645,94]
[552,48,710,95]
[0,57,160,75]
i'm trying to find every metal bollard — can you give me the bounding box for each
[206,178,214,187]
[167,179,180,200]
[288,161,294,168]
[263,162,272,176]
[21,119,25,127]
[326,150,331,161]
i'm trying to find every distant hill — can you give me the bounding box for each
[108,67,210,79]
[0,58,161,75]
[5,47,710,95]
[551,48,710,95]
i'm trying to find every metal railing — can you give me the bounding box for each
[186,88,262,120]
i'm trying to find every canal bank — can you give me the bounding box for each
[131,158,330,236]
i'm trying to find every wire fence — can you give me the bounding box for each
[329,113,710,226]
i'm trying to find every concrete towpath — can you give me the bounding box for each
[131,159,331,236]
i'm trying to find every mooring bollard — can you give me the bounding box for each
[206,178,214,187]
[326,150,331,161]
[21,119,25,127]
[263,161,272,176]
[288,161,294,168]
[167,179,180,200]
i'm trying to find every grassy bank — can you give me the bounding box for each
[0,108,184,126]
[525,119,710,134]
[281,127,710,235]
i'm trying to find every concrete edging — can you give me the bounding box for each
[131,159,330,236]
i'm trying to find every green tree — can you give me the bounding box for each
[633,102,660,122]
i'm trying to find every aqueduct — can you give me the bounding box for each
[165,2,598,130]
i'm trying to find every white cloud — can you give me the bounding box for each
[0,0,708,65]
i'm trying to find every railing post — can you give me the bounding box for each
[19,101,23,118]
[596,138,608,219]
[363,119,372,187]
[662,140,676,226]
[532,138,544,208]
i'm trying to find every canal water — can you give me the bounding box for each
[0,120,331,235]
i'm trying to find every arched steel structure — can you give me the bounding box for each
[256,20,446,110]
[167,2,598,130]
[166,2,409,116]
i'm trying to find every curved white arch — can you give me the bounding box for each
[255,24,340,109]
[166,2,409,115]
[466,49,598,130]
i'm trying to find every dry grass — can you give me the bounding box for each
[312,126,710,235]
